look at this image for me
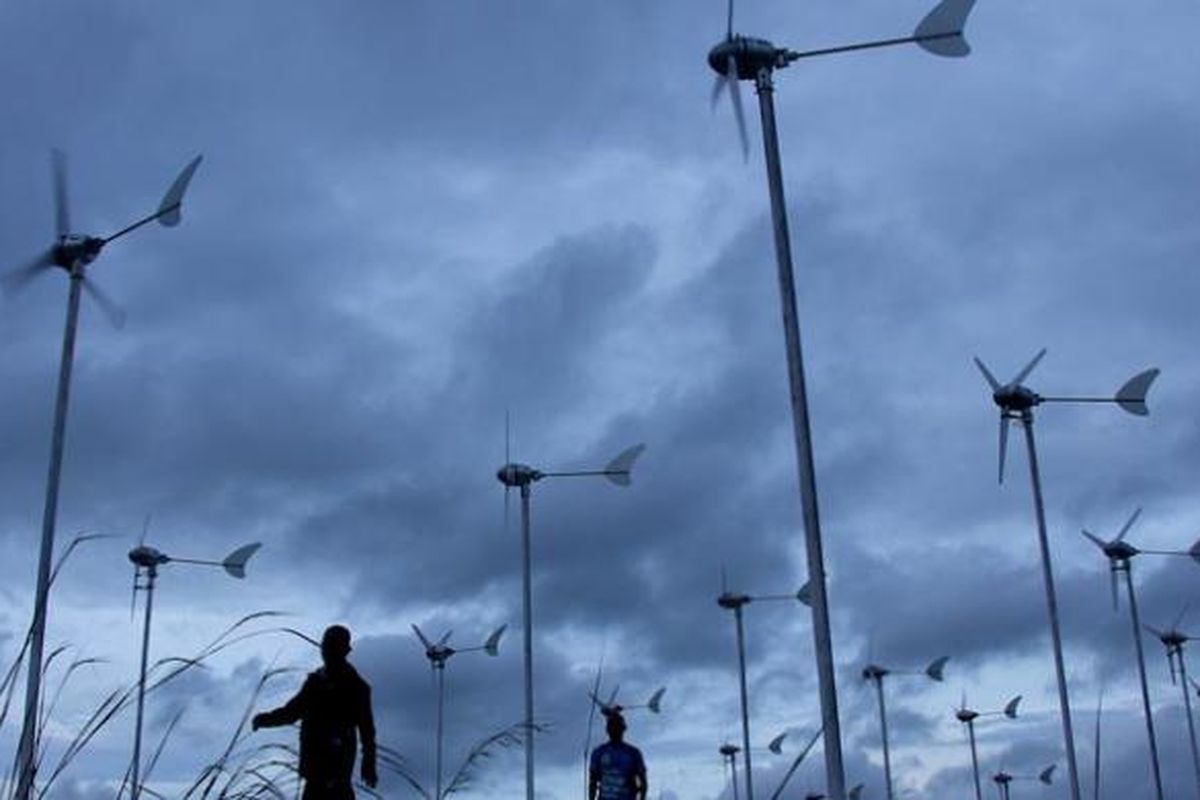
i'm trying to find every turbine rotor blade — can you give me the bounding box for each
[412,624,433,650]
[997,417,1010,485]
[156,155,203,228]
[1116,507,1142,541]
[973,356,1001,391]
[81,278,128,330]
[726,56,750,162]
[604,443,646,486]
[1010,348,1047,387]
[52,148,71,238]
[925,655,950,682]
[1110,570,1119,613]
[484,624,506,656]
[1115,368,1159,416]
[1003,694,1021,719]
[1080,529,1107,551]
[2,248,56,296]
[711,72,728,110]
[221,542,261,578]
[438,629,453,646]
[914,0,976,57]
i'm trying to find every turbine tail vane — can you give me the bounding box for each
[1114,368,1159,416]
[1003,694,1021,719]
[1039,764,1056,785]
[221,542,261,578]
[156,155,204,228]
[925,655,950,682]
[484,624,506,656]
[604,443,646,486]
[768,732,786,754]
[914,0,977,57]
[647,686,666,713]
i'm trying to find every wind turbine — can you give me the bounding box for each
[1147,613,1200,795]
[861,655,949,800]
[991,765,1055,800]
[6,150,202,800]
[1080,509,1199,800]
[974,348,1159,800]
[127,538,260,800]
[954,693,1021,800]
[495,440,644,800]
[768,725,824,800]
[720,742,743,800]
[717,573,810,800]
[706,1,977,795]
[589,684,667,717]
[412,623,506,800]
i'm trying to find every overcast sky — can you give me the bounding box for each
[2,1,1199,798]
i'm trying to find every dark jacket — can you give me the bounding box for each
[256,663,377,784]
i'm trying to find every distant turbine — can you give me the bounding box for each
[974,348,1158,800]
[954,693,1021,800]
[717,572,810,800]
[127,537,259,800]
[1146,612,1200,795]
[495,439,644,800]
[6,151,202,800]
[991,764,1054,800]
[411,623,505,800]
[1080,507,1198,800]
[861,655,949,800]
[768,726,824,800]
[720,742,743,800]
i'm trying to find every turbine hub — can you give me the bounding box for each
[53,235,104,269]
[717,591,751,609]
[496,463,541,487]
[128,545,169,568]
[862,664,889,681]
[708,35,785,80]
[956,708,978,723]
[993,384,1040,413]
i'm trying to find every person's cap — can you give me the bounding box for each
[322,625,352,655]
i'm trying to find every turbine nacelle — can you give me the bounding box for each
[862,664,889,682]
[992,384,1041,414]
[53,235,105,269]
[707,36,785,79]
[719,742,741,758]
[496,463,542,487]
[128,545,170,569]
[955,707,979,723]
[717,590,752,610]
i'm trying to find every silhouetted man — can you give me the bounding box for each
[589,711,646,800]
[252,625,378,800]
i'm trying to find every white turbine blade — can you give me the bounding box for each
[1144,624,1167,641]
[1039,764,1056,785]
[411,624,433,650]
[607,684,620,706]
[52,148,71,238]
[914,0,976,57]
[768,732,786,755]
[604,443,646,485]
[1115,507,1142,541]
[647,686,665,713]
[1110,570,1120,613]
[438,629,453,646]
[925,656,949,682]
[1115,368,1159,416]
[156,155,203,227]
[1003,694,1021,719]
[129,571,138,622]
[1010,348,1047,386]
[726,56,750,162]
[2,248,57,296]
[711,72,728,109]
[997,417,1010,485]
[221,542,261,578]
[81,278,128,330]
[484,624,506,656]
[973,357,1001,391]
[1080,529,1107,551]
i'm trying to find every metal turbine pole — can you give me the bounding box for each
[1172,645,1200,796]
[130,562,157,800]
[519,483,534,800]
[967,721,982,800]
[1018,411,1082,800]
[14,263,84,800]
[864,669,893,800]
[734,604,754,800]
[1118,563,1164,799]
[752,61,846,800]
[435,662,445,800]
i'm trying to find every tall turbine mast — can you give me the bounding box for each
[706,2,978,795]
[860,655,949,800]
[974,349,1158,800]
[4,151,202,800]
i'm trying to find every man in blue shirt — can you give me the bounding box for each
[589,711,647,800]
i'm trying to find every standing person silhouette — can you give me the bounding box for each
[252,625,378,800]
[589,711,647,800]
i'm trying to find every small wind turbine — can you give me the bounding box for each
[589,684,667,717]
[127,538,260,800]
[1080,508,1199,800]
[707,2,977,795]
[412,623,506,800]
[861,655,949,800]
[1146,612,1200,795]
[495,439,644,800]
[768,726,824,800]
[974,348,1158,800]
[7,150,202,800]
[717,573,811,800]
[954,693,1021,800]
[992,764,1055,800]
[720,742,743,800]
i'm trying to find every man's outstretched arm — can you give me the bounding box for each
[252,680,309,729]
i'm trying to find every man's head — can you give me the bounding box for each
[321,625,352,666]
[605,710,627,743]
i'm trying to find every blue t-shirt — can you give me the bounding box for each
[590,741,645,800]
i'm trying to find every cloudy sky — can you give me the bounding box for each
[2,1,1199,798]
